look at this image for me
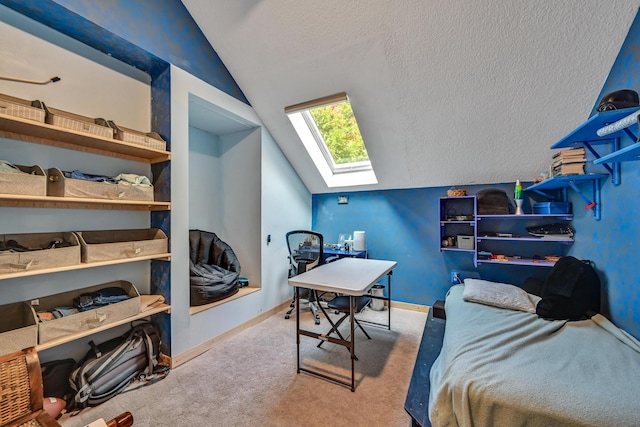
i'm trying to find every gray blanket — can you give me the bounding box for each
[429,284,640,427]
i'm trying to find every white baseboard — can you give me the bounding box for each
[171,300,291,368]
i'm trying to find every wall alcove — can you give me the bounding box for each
[187,93,262,314]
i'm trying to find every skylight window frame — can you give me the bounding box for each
[300,109,372,175]
[285,92,378,188]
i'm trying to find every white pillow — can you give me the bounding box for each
[462,278,538,313]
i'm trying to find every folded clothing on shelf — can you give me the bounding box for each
[37,307,79,322]
[64,170,151,186]
[0,237,72,252]
[73,287,131,311]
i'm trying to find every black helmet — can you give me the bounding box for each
[596,89,640,112]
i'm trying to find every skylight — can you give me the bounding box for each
[285,92,378,187]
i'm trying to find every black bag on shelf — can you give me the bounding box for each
[476,189,515,215]
[69,322,168,409]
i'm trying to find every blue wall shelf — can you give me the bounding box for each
[549,108,640,186]
[552,108,639,148]
[525,174,608,220]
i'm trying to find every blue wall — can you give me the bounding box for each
[313,9,640,340]
[313,183,548,307]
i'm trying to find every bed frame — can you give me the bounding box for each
[404,300,446,427]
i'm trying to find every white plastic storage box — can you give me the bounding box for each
[457,235,474,250]
[0,302,38,357]
[0,164,47,196]
[75,228,168,263]
[46,167,154,201]
[0,93,45,123]
[32,280,141,344]
[0,232,81,275]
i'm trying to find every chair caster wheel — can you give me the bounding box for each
[315,319,320,325]
[285,315,290,319]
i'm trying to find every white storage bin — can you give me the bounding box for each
[457,235,474,250]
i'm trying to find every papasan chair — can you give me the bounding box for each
[189,229,241,306]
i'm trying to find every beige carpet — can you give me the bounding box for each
[59,305,427,427]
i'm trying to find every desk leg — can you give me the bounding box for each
[387,270,392,331]
[350,295,355,392]
[296,286,300,373]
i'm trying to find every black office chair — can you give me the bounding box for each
[284,230,325,325]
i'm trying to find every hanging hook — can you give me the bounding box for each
[0,75,61,85]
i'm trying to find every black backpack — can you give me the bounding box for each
[69,322,168,409]
[535,256,601,321]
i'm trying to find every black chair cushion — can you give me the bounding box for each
[327,295,371,312]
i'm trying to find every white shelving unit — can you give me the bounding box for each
[0,112,171,352]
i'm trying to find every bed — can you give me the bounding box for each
[407,282,640,427]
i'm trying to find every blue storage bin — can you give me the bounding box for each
[533,202,571,214]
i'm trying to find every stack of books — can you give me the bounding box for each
[551,147,586,176]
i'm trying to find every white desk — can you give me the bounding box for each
[288,257,397,391]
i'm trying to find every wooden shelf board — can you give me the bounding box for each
[0,253,171,281]
[0,193,170,211]
[189,287,261,315]
[0,194,171,211]
[36,303,171,351]
[0,114,170,164]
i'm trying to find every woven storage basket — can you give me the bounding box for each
[99,119,166,150]
[447,188,467,197]
[33,280,140,344]
[0,164,46,196]
[33,100,113,139]
[0,302,37,357]
[0,232,81,275]
[0,93,45,123]
[75,228,168,263]
[46,167,154,201]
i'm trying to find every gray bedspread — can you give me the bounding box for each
[429,284,640,427]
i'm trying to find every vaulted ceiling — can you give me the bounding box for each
[181,0,640,194]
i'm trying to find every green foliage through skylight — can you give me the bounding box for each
[309,102,369,165]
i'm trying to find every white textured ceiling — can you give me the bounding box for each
[181,0,640,194]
